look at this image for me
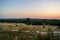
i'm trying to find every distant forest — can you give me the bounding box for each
[0,18,60,26]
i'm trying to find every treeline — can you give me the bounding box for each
[0,18,60,26]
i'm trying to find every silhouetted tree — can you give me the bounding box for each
[26,18,31,25]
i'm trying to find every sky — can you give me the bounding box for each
[0,0,60,19]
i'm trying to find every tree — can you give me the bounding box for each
[26,18,31,25]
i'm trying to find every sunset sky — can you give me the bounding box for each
[0,0,60,19]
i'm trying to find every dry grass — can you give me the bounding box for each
[0,23,58,32]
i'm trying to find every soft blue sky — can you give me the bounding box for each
[0,0,60,19]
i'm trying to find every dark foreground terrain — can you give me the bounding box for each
[0,31,60,40]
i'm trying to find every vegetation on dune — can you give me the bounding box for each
[0,23,60,40]
[0,18,60,40]
[0,23,57,31]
